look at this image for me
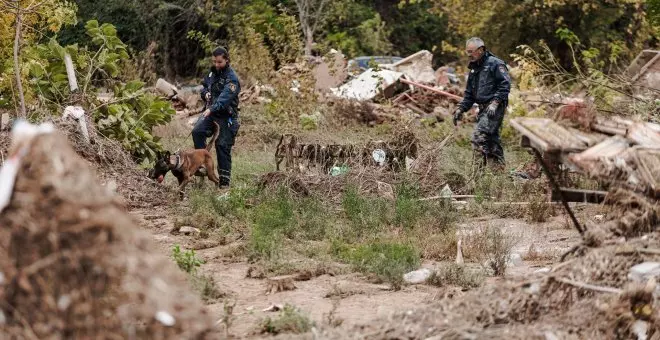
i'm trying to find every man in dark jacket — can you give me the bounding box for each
[193,47,241,188]
[453,37,511,169]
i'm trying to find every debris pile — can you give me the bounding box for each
[0,123,214,339]
[273,130,418,174]
[327,50,465,124]
[262,129,450,202]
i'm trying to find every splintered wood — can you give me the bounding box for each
[509,117,590,153]
[511,114,660,198]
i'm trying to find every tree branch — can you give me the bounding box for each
[13,0,26,118]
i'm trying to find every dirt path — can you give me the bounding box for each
[130,205,583,338]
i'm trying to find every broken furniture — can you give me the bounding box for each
[510,115,660,234]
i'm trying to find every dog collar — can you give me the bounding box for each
[173,154,184,171]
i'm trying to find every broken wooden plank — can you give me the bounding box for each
[404,103,429,116]
[632,51,660,82]
[509,118,552,152]
[626,122,660,147]
[399,78,463,101]
[550,188,608,204]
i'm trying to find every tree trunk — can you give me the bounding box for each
[13,2,26,118]
[303,25,314,56]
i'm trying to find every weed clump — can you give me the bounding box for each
[333,241,420,290]
[260,305,314,335]
[463,224,518,276]
[426,263,485,289]
[172,245,204,274]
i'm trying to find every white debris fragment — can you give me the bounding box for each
[155,311,176,326]
[403,268,433,284]
[0,120,56,213]
[63,106,90,143]
[58,295,72,311]
[628,262,660,283]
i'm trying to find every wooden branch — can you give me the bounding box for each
[13,0,26,118]
[399,78,463,101]
[554,277,621,294]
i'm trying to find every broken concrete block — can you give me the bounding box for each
[628,262,660,283]
[403,268,433,284]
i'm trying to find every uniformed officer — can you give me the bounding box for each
[453,37,511,169]
[193,47,241,188]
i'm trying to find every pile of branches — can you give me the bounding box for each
[0,131,214,338]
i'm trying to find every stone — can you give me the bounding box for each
[403,268,433,284]
[179,226,200,236]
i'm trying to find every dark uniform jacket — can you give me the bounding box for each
[458,51,511,113]
[200,66,241,118]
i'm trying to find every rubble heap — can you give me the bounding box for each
[0,125,215,339]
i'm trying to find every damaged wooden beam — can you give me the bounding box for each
[399,78,463,102]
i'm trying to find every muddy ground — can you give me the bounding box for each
[132,202,588,338]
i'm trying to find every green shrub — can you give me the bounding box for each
[172,245,204,274]
[334,241,420,289]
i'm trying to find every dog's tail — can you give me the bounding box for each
[205,121,220,152]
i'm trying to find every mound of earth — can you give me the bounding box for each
[0,125,214,339]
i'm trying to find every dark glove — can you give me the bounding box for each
[453,108,464,126]
[485,100,499,118]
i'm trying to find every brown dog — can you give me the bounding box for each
[149,121,220,199]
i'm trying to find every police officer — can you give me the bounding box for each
[193,47,241,188]
[453,37,511,169]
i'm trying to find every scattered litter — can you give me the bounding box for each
[330,165,349,176]
[262,304,284,312]
[534,267,551,274]
[372,149,386,166]
[155,311,176,327]
[632,320,649,340]
[403,268,433,284]
[440,184,453,199]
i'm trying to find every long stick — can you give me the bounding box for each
[532,148,584,235]
[13,0,26,118]
[399,78,463,102]
[554,277,621,294]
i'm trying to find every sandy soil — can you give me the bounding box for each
[131,204,586,338]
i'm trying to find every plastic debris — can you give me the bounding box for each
[155,311,176,327]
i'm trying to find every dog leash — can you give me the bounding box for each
[170,98,210,155]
